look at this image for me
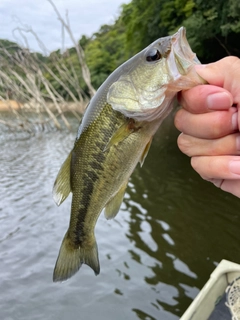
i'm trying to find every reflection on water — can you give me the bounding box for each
[1,114,240,320]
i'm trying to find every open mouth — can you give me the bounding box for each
[172,27,200,74]
[165,27,204,90]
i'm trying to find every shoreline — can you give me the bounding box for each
[0,100,86,114]
[0,100,22,111]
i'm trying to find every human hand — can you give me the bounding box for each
[174,56,240,197]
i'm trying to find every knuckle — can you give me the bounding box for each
[174,109,183,131]
[190,156,201,173]
[174,109,189,132]
[177,134,193,156]
[211,112,231,137]
[223,56,240,67]
[181,85,209,113]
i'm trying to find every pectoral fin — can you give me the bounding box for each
[104,182,128,220]
[53,151,72,206]
[104,119,140,151]
[139,138,152,167]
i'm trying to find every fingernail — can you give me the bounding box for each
[207,92,233,110]
[232,112,238,130]
[229,160,240,175]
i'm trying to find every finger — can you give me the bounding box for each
[203,178,240,198]
[207,178,224,188]
[177,133,240,157]
[191,155,240,180]
[195,57,240,106]
[178,85,233,114]
[174,107,238,139]
[220,180,240,198]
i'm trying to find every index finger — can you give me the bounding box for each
[178,84,233,114]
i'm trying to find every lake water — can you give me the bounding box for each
[1,113,240,320]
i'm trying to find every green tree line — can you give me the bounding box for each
[1,0,240,99]
[63,0,240,93]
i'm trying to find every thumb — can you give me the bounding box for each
[195,57,240,107]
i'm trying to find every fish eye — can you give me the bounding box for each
[146,48,162,62]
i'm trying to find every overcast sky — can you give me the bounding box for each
[0,0,129,53]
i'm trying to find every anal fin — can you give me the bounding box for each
[139,138,152,167]
[104,182,128,219]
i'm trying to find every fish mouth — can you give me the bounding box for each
[168,27,200,80]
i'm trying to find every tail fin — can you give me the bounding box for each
[53,232,100,282]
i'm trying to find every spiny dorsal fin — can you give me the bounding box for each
[139,138,152,167]
[53,151,72,206]
[104,182,128,219]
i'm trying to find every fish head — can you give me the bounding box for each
[107,27,204,121]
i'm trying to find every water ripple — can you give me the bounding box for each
[1,118,240,320]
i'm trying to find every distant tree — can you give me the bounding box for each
[183,0,240,61]
[120,0,166,55]
[84,21,127,89]
[120,0,240,62]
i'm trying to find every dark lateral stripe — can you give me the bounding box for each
[73,169,99,245]
[73,141,108,245]
[89,160,103,171]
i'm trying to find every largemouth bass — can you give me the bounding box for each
[53,27,203,282]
